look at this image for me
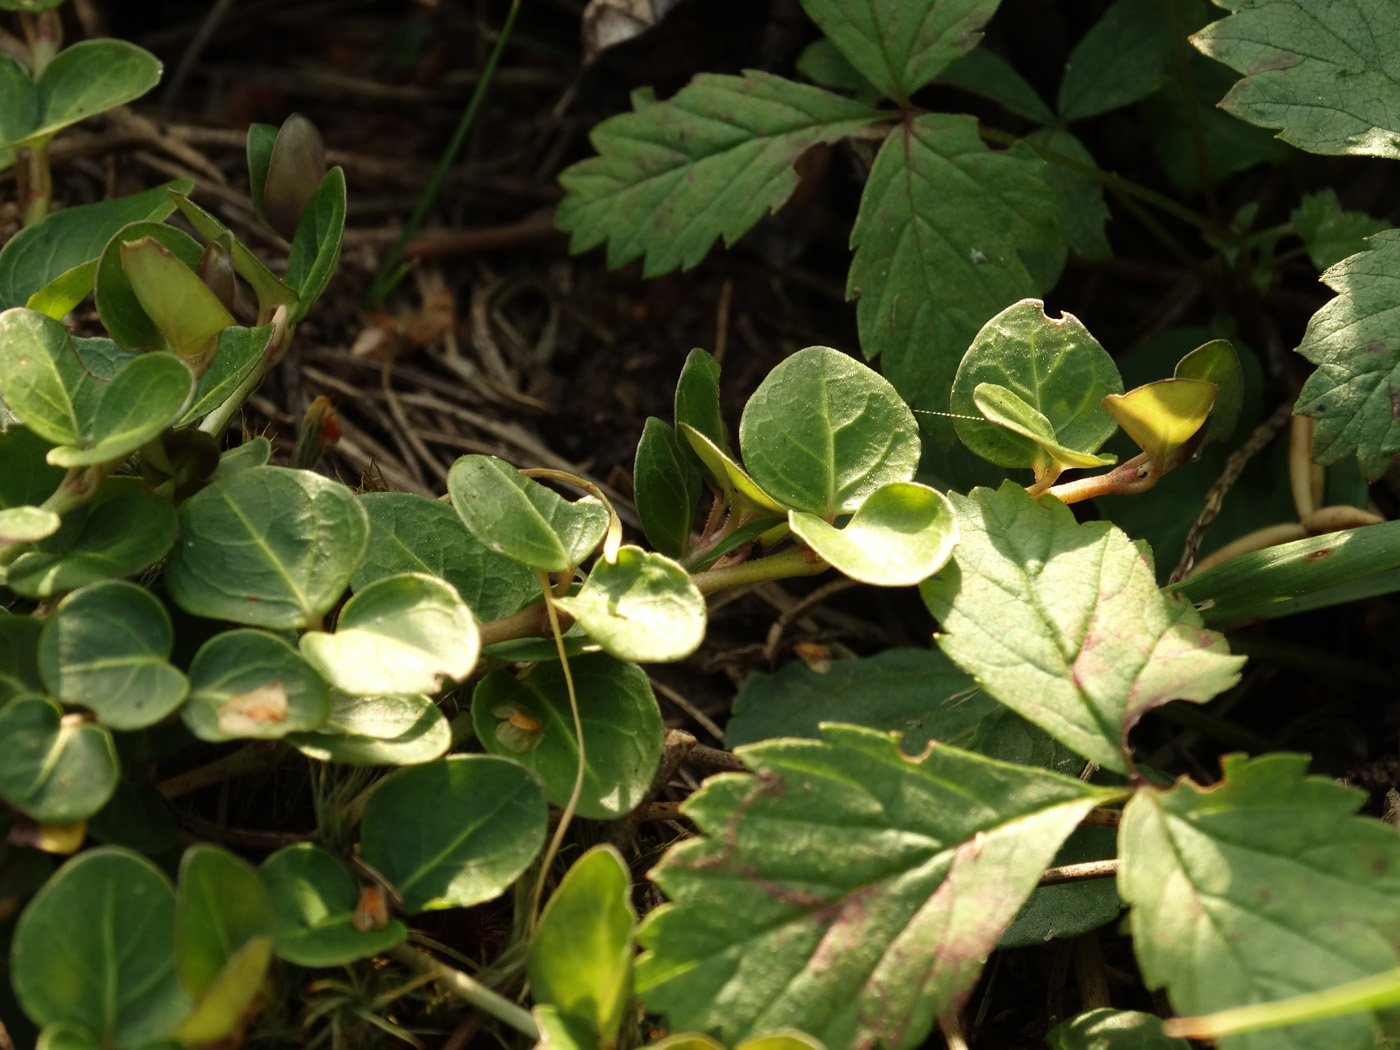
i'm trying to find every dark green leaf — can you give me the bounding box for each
[11,848,190,1046]
[1290,190,1389,271]
[24,41,161,146]
[1048,1010,1189,1050]
[998,825,1121,948]
[1058,0,1175,122]
[0,425,64,509]
[260,844,408,966]
[473,653,664,819]
[0,694,119,823]
[179,324,274,424]
[557,73,883,276]
[938,46,1055,123]
[352,491,539,622]
[798,0,998,103]
[360,754,548,913]
[674,347,727,462]
[1026,128,1113,261]
[634,418,702,558]
[0,614,43,703]
[164,465,369,629]
[246,123,277,226]
[38,579,188,730]
[284,166,346,321]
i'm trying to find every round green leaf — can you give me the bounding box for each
[634,417,702,558]
[174,844,277,997]
[11,847,190,1046]
[528,844,636,1046]
[447,454,608,573]
[287,691,450,766]
[5,481,177,598]
[30,40,161,144]
[0,694,119,823]
[556,546,706,662]
[360,754,548,913]
[472,654,664,819]
[183,629,331,741]
[93,221,204,353]
[951,299,1123,469]
[0,307,92,445]
[740,345,919,517]
[0,505,60,543]
[259,844,408,967]
[164,464,369,629]
[300,572,480,696]
[47,351,194,468]
[789,481,957,587]
[39,580,188,730]
[352,491,540,621]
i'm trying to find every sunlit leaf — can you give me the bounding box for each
[1101,378,1217,473]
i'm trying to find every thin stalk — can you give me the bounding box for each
[365,0,520,308]
[690,545,830,595]
[388,944,539,1039]
[19,139,52,227]
[527,569,587,932]
[1046,453,1158,504]
[156,742,282,799]
[1165,966,1400,1041]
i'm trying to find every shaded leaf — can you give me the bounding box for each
[174,845,277,997]
[920,483,1243,772]
[1048,1009,1189,1050]
[557,73,883,276]
[1058,0,1176,122]
[1290,189,1389,271]
[0,695,119,824]
[284,166,346,321]
[360,754,548,913]
[938,46,1055,124]
[634,418,702,558]
[287,691,450,766]
[636,724,1113,1050]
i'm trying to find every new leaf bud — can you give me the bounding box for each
[263,113,326,240]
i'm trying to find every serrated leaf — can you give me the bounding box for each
[556,546,705,662]
[1294,229,1400,479]
[1120,753,1400,1050]
[952,299,1123,470]
[448,454,608,572]
[1192,0,1400,159]
[740,345,920,517]
[183,629,331,741]
[635,723,1113,1050]
[938,46,1056,124]
[1058,0,1176,122]
[0,181,189,309]
[164,464,369,629]
[360,754,548,913]
[38,580,189,730]
[789,481,957,586]
[0,695,119,824]
[1026,128,1113,261]
[260,844,408,967]
[11,848,191,1047]
[557,72,883,276]
[920,482,1243,773]
[287,691,450,766]
[796,0,1000,104]
[352,491,540,621]
[998,825,1121,948]
[472,654,665,819]
[1292,189,1390,271]
[528,845,636,1046]
[300,572,480,696]
[849,115,1059,444]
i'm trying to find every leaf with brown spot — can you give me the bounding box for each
[636,723,1115,1050]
